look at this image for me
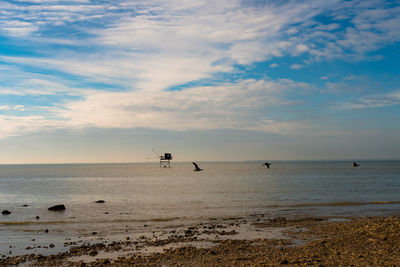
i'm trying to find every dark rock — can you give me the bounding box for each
[2,210,11,215]
[185,229,193,235]
[48,204,66,211]
[101,259,111,264]
[49,244,55,248]
[45,229,49,233]
[95,200,105,203]
[22,205,28,207]
[92,232,97,235]
[35,216,40,220]
[89,250,98,256]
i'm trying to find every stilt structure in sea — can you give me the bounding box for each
[160,153,172,168]
[148,149,173,168]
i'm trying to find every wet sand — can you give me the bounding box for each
[1,215,399,266]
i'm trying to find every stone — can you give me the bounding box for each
[95,200,105,203]
[2,210,11,215]
[101,259,111,264]
[89,250,98,256]
[48,205,66,211]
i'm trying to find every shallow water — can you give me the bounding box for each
[1,161,399,255]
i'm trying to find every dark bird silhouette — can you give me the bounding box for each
[263,162,271,169]
[353,162,360,167]
[192,162,203,171]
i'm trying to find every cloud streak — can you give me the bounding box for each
[2,0,399,90]
[0,0,342,90]
[338,90,400,109]
[0,78,314,139]
[57,79,309,131]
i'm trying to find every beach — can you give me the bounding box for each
[1,162,399,266]
[1,215,399,266]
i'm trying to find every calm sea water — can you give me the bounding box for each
[1,161,399,255]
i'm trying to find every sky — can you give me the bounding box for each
[0,0,399,163]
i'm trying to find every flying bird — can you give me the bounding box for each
[353,162,360,167]
[263,162,271,169]
[192,162,203,172]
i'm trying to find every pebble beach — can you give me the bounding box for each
[1,215,399,266]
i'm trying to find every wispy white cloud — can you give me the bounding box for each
[2,0,398,91]
[322,75,377,94]
[338,90,400,109]
[0,105,24,111]
[0,78,315,139]
[314,2,400,60]
[1,20,38,37]
[0,115,63,139]
[295,44,309,54]
[0,0,341,91]
[56,79,310,131]
[290,64,304,70]
[0,64,89,96]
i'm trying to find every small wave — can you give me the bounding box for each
[288,200,400,208]
[0,217,180,226]
[246,200,400,210]
[0,220,71,226]
[95,217,180,223]
[150,217,180,222]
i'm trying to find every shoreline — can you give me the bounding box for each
[1,214,399,266]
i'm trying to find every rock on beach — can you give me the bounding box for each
[2,210,11,215]
[48,205,66,211]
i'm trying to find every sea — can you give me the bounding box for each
[1,161,399,256]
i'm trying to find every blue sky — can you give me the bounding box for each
[0,0,399,163]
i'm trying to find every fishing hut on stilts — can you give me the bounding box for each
[160,153,172,168]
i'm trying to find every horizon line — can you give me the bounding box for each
[0,158,399,165]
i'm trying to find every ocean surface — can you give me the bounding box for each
[1,161,399,255]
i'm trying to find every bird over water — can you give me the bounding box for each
[263,162,271,169]
[192,162,203,171]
